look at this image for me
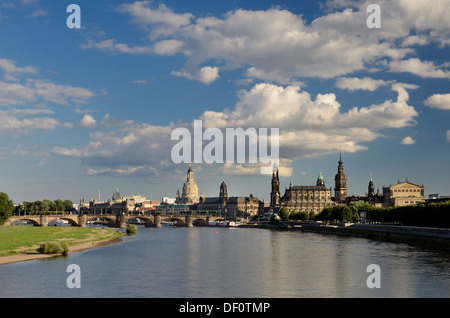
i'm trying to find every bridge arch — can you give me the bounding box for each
[161,216,187,227]
[86,216,117,227]
[46,217,78,227]
[9,217,40,226]
[127,216,155,227]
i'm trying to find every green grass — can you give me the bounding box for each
[0,226,123,256]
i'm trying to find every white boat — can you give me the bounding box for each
[208,220,241,227]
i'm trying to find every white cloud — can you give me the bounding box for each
[80,114,96,128]
[424,94,450,110]
[101,114,134,127]
[0,58,36,76]
[0,115,63,134]
[53,81,420,178]
[447,130,450,143]
[336,77,390,91]
[401,136,415,145]
[133,79,147,84]
[86,1,441,84]
[0,78,95,106]
[388,58,450,79]
[171,66,219,84]
[80,39,153,55]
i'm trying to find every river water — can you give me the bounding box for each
[0,226,449,298]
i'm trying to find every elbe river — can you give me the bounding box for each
[0,225,449,298]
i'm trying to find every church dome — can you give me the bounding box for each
[112,188,122,201]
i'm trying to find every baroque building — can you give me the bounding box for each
[197,180,263,218]
[175,164,199,205]
[382,179,426,207]
[279,172,334,214]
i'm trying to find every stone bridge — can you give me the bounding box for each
[4,214,223,229]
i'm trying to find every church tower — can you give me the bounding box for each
[270,168,280,209]
[334,149,348,203]
[219,179,228,215]
[316,172,325,187]
[368,173,375,197]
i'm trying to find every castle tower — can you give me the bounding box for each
[334,148,348,203]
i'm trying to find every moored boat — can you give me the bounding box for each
[207,220,241,227]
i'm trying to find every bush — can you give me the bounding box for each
[37,242,69,255]
[126,224,138,235]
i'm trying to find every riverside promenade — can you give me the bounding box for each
[300,222,450,248]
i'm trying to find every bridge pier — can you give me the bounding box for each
[116,214,128,229]
[185,216,193,228]
[40,215,48,227]
[78,214,86,227]
[154,215,161,228]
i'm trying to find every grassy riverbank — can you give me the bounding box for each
[0,226,124,258]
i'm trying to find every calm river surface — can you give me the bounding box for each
[0,226,449,298]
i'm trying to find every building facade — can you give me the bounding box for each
[382,180,426,207]
[279,172,334,214]
[197,180,263,218]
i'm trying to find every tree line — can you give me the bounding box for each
[14,199,75,215]
[277,200,450,228]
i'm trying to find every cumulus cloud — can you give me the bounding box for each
[424,94,450,110]
[0,108,70,135]
[0,78,95,106]
[336,77,390,91]
[171,66,219,84]
[388,58,450,79]
[401,136,416,145]
[80,114,96,128]
[55,82,419,177]
[81,1,450,85]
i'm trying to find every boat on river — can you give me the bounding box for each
[207,220,241,227]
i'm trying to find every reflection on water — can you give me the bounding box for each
[0,227,449,298]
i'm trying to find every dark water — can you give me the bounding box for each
[0,226,449,298]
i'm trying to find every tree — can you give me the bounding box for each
[0,192,14,225]
[278,207,290,221]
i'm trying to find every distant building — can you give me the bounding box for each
[382,180,426,207]
[155,204,189,214]
[175,164,199,205]
[197,180,263,218]
[279,172,334,214]
[162,197,176,204]
[89,189,135,214]
[427,194,450,203]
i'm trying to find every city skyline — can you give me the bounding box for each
[0,0,449,204]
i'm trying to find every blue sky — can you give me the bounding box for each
[0,0,449,204]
